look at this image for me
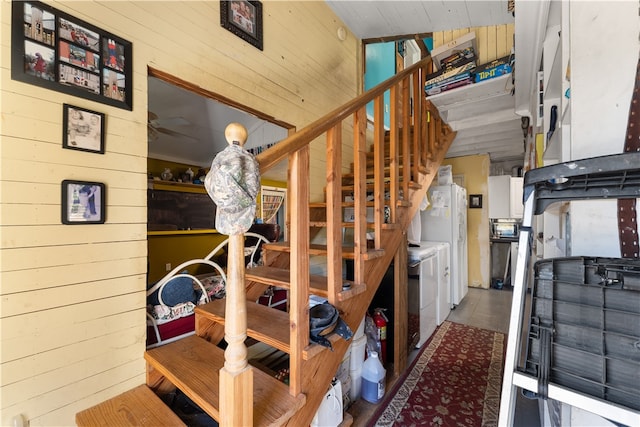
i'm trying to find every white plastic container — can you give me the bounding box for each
[350,335,366,371]
[336,345,351,385]
[349,366,362,401]
[311,379,343,427]
[354,317,366,340]
[361,351,386,404]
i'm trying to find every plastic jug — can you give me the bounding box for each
[361,350,386,404]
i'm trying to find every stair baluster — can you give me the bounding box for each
[288,145,310,397]
[326,124,343,305]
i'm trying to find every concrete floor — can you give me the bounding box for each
[349,286,541,426]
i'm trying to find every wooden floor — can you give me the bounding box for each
[348,286,540,426]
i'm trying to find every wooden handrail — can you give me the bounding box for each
[255,57,433,173]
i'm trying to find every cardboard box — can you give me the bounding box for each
[474,55,513,83]
[430,32,477,71]
[439,47,476,72]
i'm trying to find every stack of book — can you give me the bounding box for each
[425,46,476,96]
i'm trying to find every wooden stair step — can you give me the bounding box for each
[364,151,419,160]
[341,181,421,192]
[309,200,411,209]
[196,299,338,360]
[197,299,290,354]
[355,162,430,178]
[264,241,385,261]
[245,265,367,301]
[144,335,305,427]
[76,385,186,427]
[342,164,410,180]
[309,220,400,230]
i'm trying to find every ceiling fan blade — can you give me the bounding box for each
[148,126,159,142]
[151,117,191,128]
[156,126,198,141]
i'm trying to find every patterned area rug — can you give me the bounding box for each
[368,321,506,427]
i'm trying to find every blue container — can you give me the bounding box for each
[361,351,386,403]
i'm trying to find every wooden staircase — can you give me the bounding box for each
[91,58,456,426]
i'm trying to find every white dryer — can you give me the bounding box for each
[420,241,451,325]
[407,241,450,348]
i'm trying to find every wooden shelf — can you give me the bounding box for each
[148,179,207,193]
[427,73,512,110]
[147,229,218,236]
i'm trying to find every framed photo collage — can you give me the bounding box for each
[11,1,133,110]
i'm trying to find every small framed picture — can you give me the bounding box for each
[469,194,483,209]
[63,104,105,153]
[61,180,106,224]
[220,1,263,50]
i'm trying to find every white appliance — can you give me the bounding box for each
[421,183,468,307]
[407,241,450,348]
[488,175,524,219]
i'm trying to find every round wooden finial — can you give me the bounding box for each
[225,122,248,146]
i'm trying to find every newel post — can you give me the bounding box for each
[219,233,252,426]
[205,123,260,427]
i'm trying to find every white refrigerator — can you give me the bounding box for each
[420,183,468,307]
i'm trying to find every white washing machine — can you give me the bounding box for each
[407,241,451,347]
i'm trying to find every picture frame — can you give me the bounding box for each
[63,104,105,153]
[469,194,483,209]
[220,1,263,51]
[11,1,133,110]
[61,180,106,224]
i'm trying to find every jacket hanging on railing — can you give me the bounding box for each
[205,143,260,235]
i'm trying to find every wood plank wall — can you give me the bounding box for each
[432,24,515,65]
[0,1,358,425]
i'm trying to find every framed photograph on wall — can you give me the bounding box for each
[11,1,133,110]
[220,1,263,51]
[469,194,483,209]
[63,104,105,153]
[61,180,106,224]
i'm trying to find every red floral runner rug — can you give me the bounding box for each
[368,321,506,427]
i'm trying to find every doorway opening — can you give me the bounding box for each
[146,69,293,283]
[147,68,293,182]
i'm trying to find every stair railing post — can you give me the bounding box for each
[411,70,422,181]
[288,145,310,396]
[326,125,343,305]
[204,123,257,427]
[219,233,253,427]
[401,75,411,200]
[373,95,385,248]
[388,82,400,224]
[353,107,367,285]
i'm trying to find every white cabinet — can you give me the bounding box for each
[488,176,524,219]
